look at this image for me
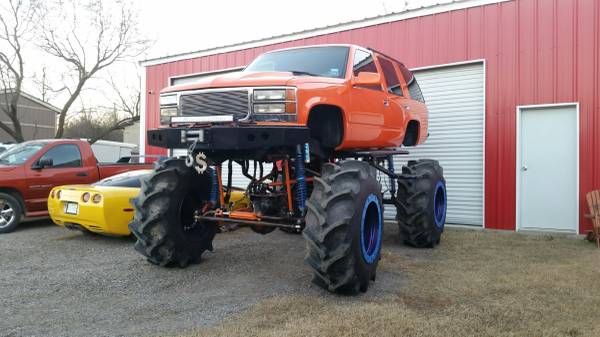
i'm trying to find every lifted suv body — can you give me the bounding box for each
[149,44,428,157]
[132,44,445,294]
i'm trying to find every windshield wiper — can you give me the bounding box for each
[289,70,320,77]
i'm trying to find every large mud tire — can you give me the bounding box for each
[304,161,383,294]
[396,159,447,248]
[129,158,217,267]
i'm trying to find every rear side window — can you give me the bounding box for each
[40,144,82,168]
[353,49,381,90]
[378,57,403,96]
[399,63,425,102]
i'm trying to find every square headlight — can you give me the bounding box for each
[160,107,178,116]
[253,103,286,114]
[253,89,286,101]
[159,94,178,106]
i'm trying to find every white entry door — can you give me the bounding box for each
[517,104,578,232]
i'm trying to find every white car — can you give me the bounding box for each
[0,143,15,154]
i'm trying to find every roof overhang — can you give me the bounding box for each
[140,0,512,67]
[1,89,61,114]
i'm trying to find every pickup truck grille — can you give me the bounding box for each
[180,90,249,120]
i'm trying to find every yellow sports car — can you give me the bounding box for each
[48,170,152,236]
[49,169,249,236]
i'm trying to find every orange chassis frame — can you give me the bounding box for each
[199,159,312,231]
[197,148,407,230]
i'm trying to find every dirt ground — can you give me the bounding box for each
[1,220,598,337]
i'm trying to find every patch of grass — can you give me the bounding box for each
[176,229,600,337]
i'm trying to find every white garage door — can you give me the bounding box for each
[386,62,485,226]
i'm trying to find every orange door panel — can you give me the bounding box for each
[346,86,388,147]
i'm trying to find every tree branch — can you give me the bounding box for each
[87,114,139,144]
[37,0,149,139]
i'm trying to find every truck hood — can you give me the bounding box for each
[162,71,344,93]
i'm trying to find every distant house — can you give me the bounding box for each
[0,90,60,142]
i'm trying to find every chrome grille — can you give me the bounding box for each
[180,90,249,120]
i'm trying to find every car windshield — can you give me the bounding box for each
[0,142,45,165]
[244,46,349,79]
[93,170,152,188]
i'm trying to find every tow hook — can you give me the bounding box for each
[184,138,208,174]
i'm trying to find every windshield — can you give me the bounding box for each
[0,142,45,166]
[244,46,349,79]
[93,170,152,188]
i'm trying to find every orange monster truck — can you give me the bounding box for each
[130,44,447,294]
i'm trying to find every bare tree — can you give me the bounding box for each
[64,106,124,142]
[86,74,141,144]
[39,0,149,139]
[0,0,40,142]
[32,66,65,103]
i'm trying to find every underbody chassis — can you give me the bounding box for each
[131,125,447,294]
[147,125,411,232]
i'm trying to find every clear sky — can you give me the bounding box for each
[136,0,447,60]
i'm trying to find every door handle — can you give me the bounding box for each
[76,172,88,177]
[383,99,389,107]
[521,165,528,171]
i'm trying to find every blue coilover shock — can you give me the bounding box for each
[209,166,219,206]
[387,155,396,197]
[295,144,307,213]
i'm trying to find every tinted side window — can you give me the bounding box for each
[40,144,82,168]
[353,50,381,90]
[399,63,425,102]
[378,57,403,96]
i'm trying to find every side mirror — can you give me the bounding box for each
[353,72,381,86]
[33,157,53,170]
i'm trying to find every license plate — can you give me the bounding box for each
[64,202,79,215]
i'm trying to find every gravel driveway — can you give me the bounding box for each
[0,220,407,337]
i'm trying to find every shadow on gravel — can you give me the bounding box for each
[7,217,54,233]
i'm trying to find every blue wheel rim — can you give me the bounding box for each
[433,181,447,229]
[360,194,382,264]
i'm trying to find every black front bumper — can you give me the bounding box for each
[147,125,310,151]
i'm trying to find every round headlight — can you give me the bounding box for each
[82,192,90,203]
[56,190,62,199]
[50,190,55,199]
[92,194,102,204]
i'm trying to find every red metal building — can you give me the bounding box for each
[140,0,600,234]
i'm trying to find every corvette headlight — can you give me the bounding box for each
[253,89,286,101]
[159,94,178,106]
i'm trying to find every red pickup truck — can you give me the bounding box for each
[0,139,153,233]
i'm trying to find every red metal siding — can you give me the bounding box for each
[145,0,600,233]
